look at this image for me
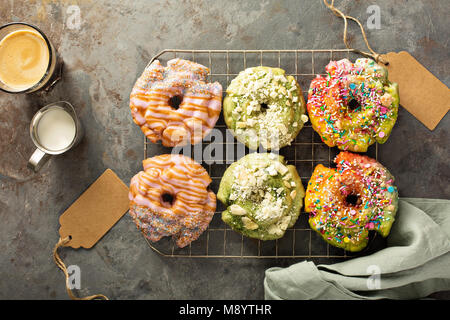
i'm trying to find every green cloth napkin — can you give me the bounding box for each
[264,198,450,299]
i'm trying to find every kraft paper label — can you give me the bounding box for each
[59,169,129,249]
[382,51,450,130]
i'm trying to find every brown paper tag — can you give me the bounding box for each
[382,51,450,130]
[59,169,130,249]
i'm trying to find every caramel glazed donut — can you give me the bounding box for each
[130,58,222,147]
[129,154,216,248]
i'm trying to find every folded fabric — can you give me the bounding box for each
[264,198,450,299]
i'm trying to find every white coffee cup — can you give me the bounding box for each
[28,101,83,172]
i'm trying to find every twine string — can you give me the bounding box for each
[53,236,109,300]
[323,0,388,64]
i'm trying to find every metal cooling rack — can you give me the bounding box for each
[142,49,379,259]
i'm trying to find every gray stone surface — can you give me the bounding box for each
[0,0,448,299]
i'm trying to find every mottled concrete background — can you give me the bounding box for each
[0,0,448,299]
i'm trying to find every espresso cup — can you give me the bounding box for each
[0,22,60,93]
[28,101,83,172]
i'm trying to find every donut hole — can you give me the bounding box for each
[260,103,269,112]
[347,99,361,112]
[345,193,361,207]
[161,192,175,206]
[169,95,183,110]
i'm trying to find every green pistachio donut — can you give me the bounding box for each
[217,153,305,240]
[224,66,308,150]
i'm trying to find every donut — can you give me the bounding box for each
[129,154,216,248]
[307,58,399,152]
[130,58,222,147]
[305,151,398,252]
[223,66,307,150]
[217,153,305,240]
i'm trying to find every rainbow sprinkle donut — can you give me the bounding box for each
[305,151,398,252]
[307,58,399,152]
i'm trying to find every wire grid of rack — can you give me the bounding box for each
[142,49,379,259]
